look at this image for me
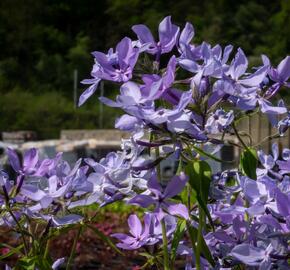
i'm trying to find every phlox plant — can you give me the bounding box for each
[1,16,290,270]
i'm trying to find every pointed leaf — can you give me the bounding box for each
[240,147,258,179]
[170,219,186,263]
[185,160,214,228]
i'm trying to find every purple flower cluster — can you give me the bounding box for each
[205,144,290,269]
[1,148,85,227]
[1,16,290,269]
[80,16,290,144]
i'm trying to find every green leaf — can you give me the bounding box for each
[87,224,124,255]
[15,257,37,270]
[240,147,258,179]
[191,145,226,163]
[139,252,154,259]
[0,244,24,260]
[45,224,76,240]
[15,255,52,270]
[170,219,186,263]
[187,223,197,250]
[185,160,214,229]
[187,224,215,267]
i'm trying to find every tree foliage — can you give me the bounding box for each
[0,0,289,137]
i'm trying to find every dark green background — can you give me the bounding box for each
[0,0,289,138]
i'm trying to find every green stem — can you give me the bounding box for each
[44,229,51,259]
[232,122,248,150]
[186,222,197,260]
[195,208,204,270]
[153,134,171,270]
[155,144,161,180]
[161,219,170,270]
[253,132,280,148]
[7,206,29,255]
[66,226,82,270]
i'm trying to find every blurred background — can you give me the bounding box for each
[0,0,289,139]
[0,2,289,268]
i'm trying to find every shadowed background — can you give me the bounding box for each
[0,0,289,138]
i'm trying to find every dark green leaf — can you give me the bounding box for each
[170,219,186,263]
[185,160,214,229]
[191,145,227,163]
[0,244,24,260]
[240,147,258,179]
[187,224,215,267]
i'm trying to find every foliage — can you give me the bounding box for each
[0,0,290,137]
[0,89,120,138]
[1,9,290,270]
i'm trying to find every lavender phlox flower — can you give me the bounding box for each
[111,213,176,250]
[191,75,210,101]
[79,37,139,106]
[100,79,197,137]
[269,56,290,84]
[260,99,287,126]
[20,174,72,208]
[214,216,249,245]
[18,157,84,209]
[167,110,206,140]
[7,148,63,178]
[115,114,143,132]
[278,112,290,135]
[129,172,189,220]
[31,213,83,226]
[99,81,154,110]
[52,258,65,270]
[282,148,290,161]
[132,16,180,55]
[104,85,193,132]
[212,48,271,112]
[111,214,151,250]
[51,214,83,226]
[218,52,288,118]
[121,137,144,161]
[205,109,234,134]
[106,55,176,107]
[233,90,287,123]
[142,89,193,126]
[179,42,222,77]
[83,149,148,205]
[150,213,176,241]
[264,55,290,98]
[211,60,287,118]
[85,153,127,193]
[211,44,233,69]
[239,176,268,205]
[178,22,195,56]
[176,241,212,270]
[69,165,92,194]
[209,170,240,202]
[214,203,246,225]
[275,188,290,218]
[230,243,274,269]
[257,143,279,177]
[278,175,290,195]
[226,48,268,88]
[7,148,38,176]
[276,148,290,174]
[141,55,177,101]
